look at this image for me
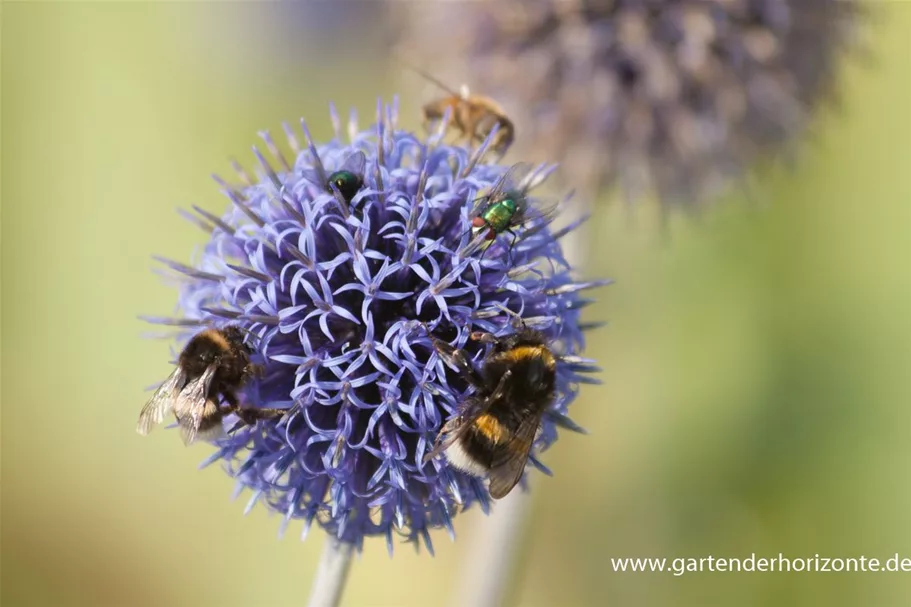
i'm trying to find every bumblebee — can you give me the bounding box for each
[424,327,556,498]
[136,325,285,444]
[414,67,515,158]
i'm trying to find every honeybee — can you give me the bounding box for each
[136,325,285,444]
[423,327,557,498]
[415,67,515,157]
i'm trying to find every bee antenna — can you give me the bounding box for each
[235,325,264,349]
[492,302,527,329]
[396,57,461,97]
[410,319,434,338]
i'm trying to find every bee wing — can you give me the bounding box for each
[487,412,543,499]
[173,365,217,445]
[180,399,225,444]
[429,337,485,388]
[136,367,186,435]
[177,416,199,446]
[339,150,366,176]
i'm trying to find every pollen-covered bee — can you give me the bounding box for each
[414,67,515,158]
[423,327,557,499]
[136,325,285,444]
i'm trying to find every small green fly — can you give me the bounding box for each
[326,151,366,205]
[303,150,367,211]
[469,163,559,254]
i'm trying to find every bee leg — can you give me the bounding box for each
[221,390,285,426]
[489,302,527,331]
[445,347,485,389]
[222,390,241,408]
[244,362,266,380]
[473,126,492,154]
[465,131,475,153]
[488,369,513,404]
[423,415,468,464]
[233,406,286,426]
[469,331,499,346]
[427,335,484,389]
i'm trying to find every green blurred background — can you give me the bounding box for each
[2,3,910,606]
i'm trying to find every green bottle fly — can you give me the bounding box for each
[327,170,363,204]
[473,195,519,240]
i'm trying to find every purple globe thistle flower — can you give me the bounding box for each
[146,100,608,553]
[394,0,863,205]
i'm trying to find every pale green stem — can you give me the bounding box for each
[307,539,354,607]
[448,488,533,607]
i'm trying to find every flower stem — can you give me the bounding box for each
[307,539,354,607]
[449,488,532,607]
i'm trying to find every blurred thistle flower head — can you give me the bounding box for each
[147,100,607,552]
[395,0,863,206]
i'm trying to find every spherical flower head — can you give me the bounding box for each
[394,0,863,206]
[148,100,607,553]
